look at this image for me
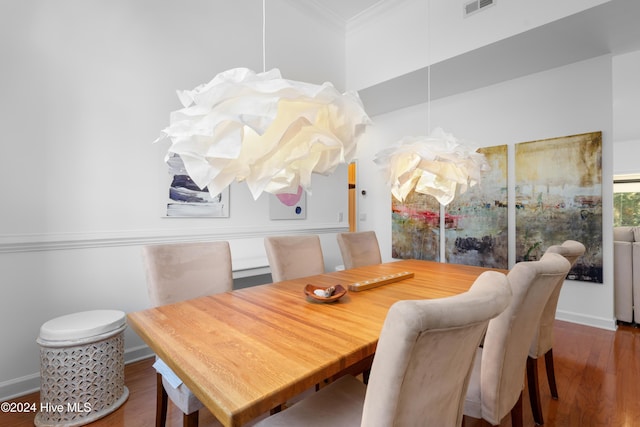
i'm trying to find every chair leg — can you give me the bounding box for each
[510,391,524,427]
[462,415,494,426]
[362,368,371,385]
[526,356,544,425]
[183,410,199,427]
[270,405,282,415]
[156,373,168,427]
[544,349,559,399]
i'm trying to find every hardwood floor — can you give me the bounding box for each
[2,320,639,427]
[463,321,640,427]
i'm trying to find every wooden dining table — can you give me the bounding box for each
[127,259,503,427]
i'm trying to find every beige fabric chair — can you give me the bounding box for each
[337,231,383,269]
[334,230,383,382]
[264,235,325,282]
[141,241,234,427]
[463,252,571,427]
[254,270,512,427]
[527,240,586,425]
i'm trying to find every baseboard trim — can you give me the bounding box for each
[0,345,155,402]
[123,344,155,364]
[556,309,617,331]
[0,373,40,403]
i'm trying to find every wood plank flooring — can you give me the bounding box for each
[2,320,639,427]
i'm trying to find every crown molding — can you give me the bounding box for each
[273,0,416,42]
[281,0,345,31]
[347,0,414,34]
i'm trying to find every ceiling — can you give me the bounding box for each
[353,0,640,116]
[301,0,640,116]
[309,0,383,22]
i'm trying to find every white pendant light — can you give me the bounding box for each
[156,1,371,200]
[374,128,488,205]
[374,0,488,206]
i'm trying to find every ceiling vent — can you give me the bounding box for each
[464,0,495,17]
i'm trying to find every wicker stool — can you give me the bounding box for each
[35,310,129,427]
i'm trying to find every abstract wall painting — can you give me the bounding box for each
[445,145,508,269]
[391,190,441,262]
[515,131,602,283]
[165,154,230,217]
[269,185,307,220]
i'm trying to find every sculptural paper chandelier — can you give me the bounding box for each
[374,127,489,205]
[158,68,370,200]
[374,0,488,206]
[156,4,370,200]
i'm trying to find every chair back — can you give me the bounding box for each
[264,235,325,282]
[337,231,382,269]
[530,240,586,357]
[361,271,511,427]
[479,252,571,424]
[546,240,585,267]
[141,241,233,306]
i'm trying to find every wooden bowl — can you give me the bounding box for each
[304,284,347,303]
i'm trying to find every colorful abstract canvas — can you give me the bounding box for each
[515,131,602,283]
[445,145,508,268]
[391,190,441,261]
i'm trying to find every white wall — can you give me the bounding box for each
[0,0,347,238]
[0,0,349,400]
[346,0,609,90]
[356,55,616,329]
[613,50,640,175]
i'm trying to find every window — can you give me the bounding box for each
[614,174,640,226]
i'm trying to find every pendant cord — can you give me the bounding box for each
[427,62,431,135]
[262,0,266,72]
[426,0,431,135]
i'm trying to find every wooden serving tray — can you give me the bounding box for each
[348,271,414,292]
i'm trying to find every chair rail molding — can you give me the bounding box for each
[0,223,349,254]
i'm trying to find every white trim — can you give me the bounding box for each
[0,224,349,254]
[232,256,271,279]
[120,344,155,365]
[347,0,413,34]
[281,0,344,31]
[0,346,155,401]
[0,372,40,402]
[556,309,617,331]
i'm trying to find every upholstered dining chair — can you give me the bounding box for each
[463,252,571,427]
[264,235,325,282]
[334,230,383,383]
[141,241,234,427]
[336,231,382,269]
[253,270,512,427]
[527,240,586,425]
